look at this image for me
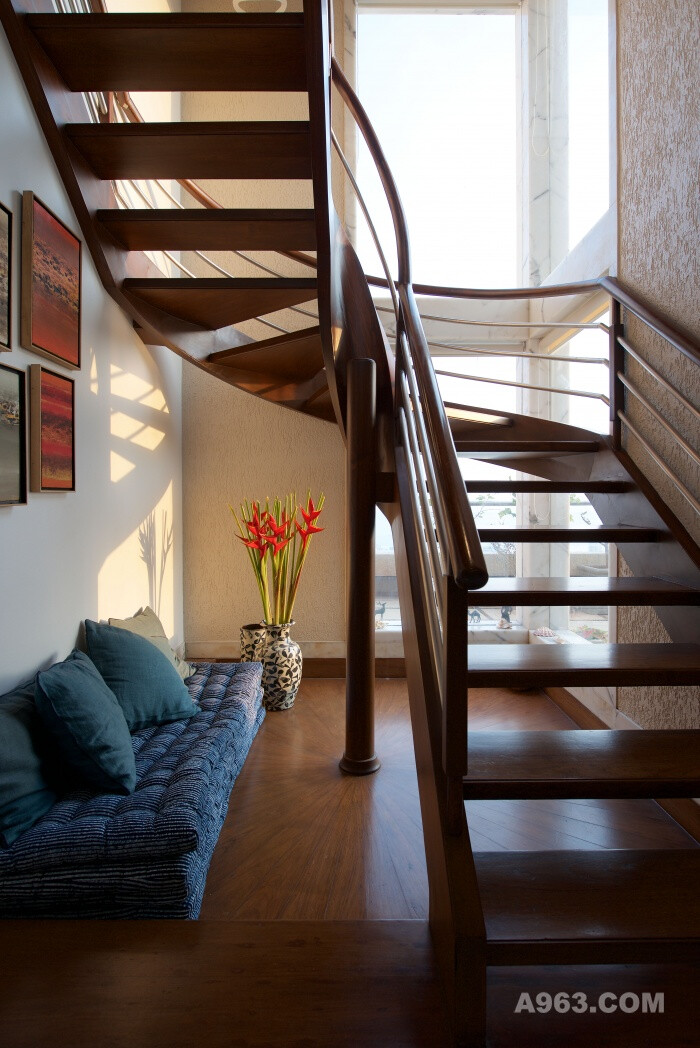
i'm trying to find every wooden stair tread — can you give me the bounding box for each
[469,576,699,605]
[466,642,700,687]
[476,850,700,965]
[466,479,634,494]
[454,439,600,454]
[65,122,312,180]
[122,277,317,329]
[463,730,700,799]
[28,13,307,92]
[209,326,323,380]
[97,209,317,251]
[477,525,660,543]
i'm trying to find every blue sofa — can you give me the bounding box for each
[0,661,264,919]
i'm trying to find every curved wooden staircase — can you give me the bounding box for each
[3,2,699,1045]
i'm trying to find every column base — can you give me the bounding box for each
[339,754,381,776]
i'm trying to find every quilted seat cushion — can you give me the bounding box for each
[0,662,264,880]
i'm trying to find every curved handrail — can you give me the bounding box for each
[330,58,487,588]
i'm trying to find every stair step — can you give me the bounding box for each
[65,122,312,180]
[469,576,700,605]
[466,479,633,494]
[122,278,317,329]
[28,13,307,93]
[303,386,335,423]
[463,730,700,799]
[209,326,323,380]
[476,850,700,966]
[466,642,700,688]
[97,209,317,252]
[454,439,600,455]
[477,526,660,543]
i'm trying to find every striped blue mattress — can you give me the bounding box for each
[0,661,264,919]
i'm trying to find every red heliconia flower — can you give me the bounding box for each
[263,533,292,557]
[266,513,291,539]
[300,497,323,526]
[237,534,265,553]
[296,520,324,549]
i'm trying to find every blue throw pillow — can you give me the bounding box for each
[85,620,197,732]
[35,650,136,795]
[0,678,57,847]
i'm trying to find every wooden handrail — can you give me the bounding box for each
[331,58,411,286]
[330,59,487,588]
[601,276,700,365]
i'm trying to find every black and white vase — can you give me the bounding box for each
[261,621,302,710]
[240,623,267,663]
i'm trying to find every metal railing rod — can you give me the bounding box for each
[435,368,610,405]
[427,341,609,366]
[331,131,400,321]
[399,352,451,570]
[377,305,608,332]
[618,412,700,514]
[618,337,700,423]
[398,407,446,689]
[618,373,700,469]
[398,375,448,617]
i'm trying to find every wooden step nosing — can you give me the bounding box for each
[485,939,700,967]
[27,13,307,28]
[66,121,310,138]
[464,778,700,800]
[122,278,317,291]
[209,325,320,364]
[468,577,699,605]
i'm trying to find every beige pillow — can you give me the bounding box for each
[109,607,195,681]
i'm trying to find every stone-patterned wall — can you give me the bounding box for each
[616,0,700,729]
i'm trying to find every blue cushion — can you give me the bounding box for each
[35,650,136,795]
[0,678,57,847]
[85,620,198,732]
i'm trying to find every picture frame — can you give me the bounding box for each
[29,364,75,493]
[0,202,11,350]
[21,191,81,370]
[0,362,26,506]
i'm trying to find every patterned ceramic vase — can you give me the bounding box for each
[240,623,267,663]
[261,621,302,710]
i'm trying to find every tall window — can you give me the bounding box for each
[356,8,518,287]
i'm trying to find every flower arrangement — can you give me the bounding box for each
[230,493,325,626]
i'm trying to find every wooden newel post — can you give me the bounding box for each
[340,357,381,776]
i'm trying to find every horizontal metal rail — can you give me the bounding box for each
[618,373,700,469]
[618,337,700,423]
[378,304,609,333]
[618,412,700,515]
[435,368,610,404]
[427,341,609,366]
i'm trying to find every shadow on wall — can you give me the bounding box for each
[89,338,180,639]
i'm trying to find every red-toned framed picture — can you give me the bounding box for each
[29,364,75,493]
[21,192,81,370]
[0,362,26,505]
[0,202,11,350]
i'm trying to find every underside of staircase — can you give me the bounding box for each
[2,2,699,1046]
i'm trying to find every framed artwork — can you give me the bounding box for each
[0,362,26,506]
[29,364,75,493]
[21,191,81,370]
[0,202,11,350]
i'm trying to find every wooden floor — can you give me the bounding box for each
[2,680,697,1048]
[200,680,694,920]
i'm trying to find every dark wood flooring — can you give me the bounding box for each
[2,680,697,1047]
[200,680,694,920]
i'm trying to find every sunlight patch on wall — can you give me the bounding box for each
[90,350,99,395]
[98,483,175,635]
[110,450,136,483]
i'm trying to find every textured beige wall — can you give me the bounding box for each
[183,365,345,657]
[616,0,700,728]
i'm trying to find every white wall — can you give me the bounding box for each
[0,25,184,692]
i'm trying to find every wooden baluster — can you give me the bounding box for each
[340,357,381,775]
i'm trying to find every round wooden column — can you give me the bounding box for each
[340,357,381,775]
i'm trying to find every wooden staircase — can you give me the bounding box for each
[3,2,700,1045]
